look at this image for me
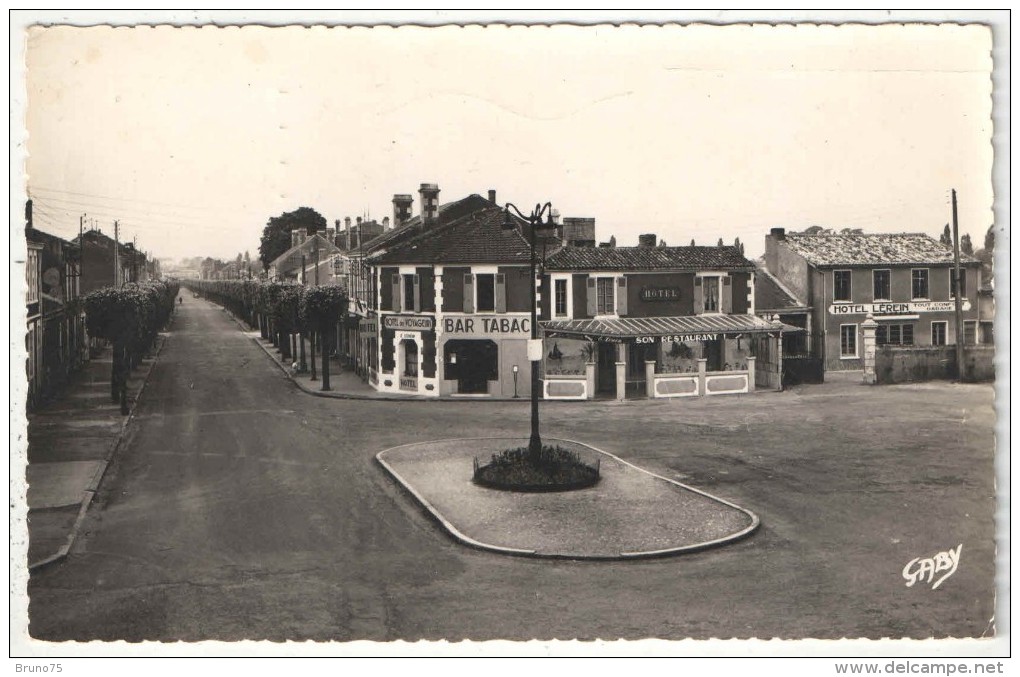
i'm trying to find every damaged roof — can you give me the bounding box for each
[781,232,979,267]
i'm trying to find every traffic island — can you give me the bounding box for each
[377,437,759,559]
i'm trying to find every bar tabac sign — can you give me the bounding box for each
[383,315,434,331]
[829,301,971,315]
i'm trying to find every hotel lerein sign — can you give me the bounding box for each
[829,301,971,315]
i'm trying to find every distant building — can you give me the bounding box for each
[75,229,147,293]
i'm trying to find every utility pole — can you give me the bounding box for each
[951,189,966,381]
[114,219,120,287]
[79,213,86,287]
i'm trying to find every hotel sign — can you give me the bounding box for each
[383,315,435,331]
[829,301,971,315]
[639,286,681,302]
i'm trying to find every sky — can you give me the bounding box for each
[21,22,994,262]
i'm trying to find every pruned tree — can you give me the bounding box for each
[734,237,745,255]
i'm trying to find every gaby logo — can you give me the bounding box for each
[902,544,962,590]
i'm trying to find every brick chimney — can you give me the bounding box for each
[419,183,440,226]
[326,225,336,246]
[488,189,497,204]
[770,227,786,241]
[382,216,391,230]
[638,233,657,247]
[392,194,413,228]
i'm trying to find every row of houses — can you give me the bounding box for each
[25,223,161,409]
[265,183,993,400]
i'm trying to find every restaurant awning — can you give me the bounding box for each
[540,314,799,343]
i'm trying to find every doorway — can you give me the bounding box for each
[704,338,723,372]
[445,339,498,394]
[597,342,618,394]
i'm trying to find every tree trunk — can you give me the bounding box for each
[310,332,317,381]
[321,324,331,391]
[110,339,121,402]
[299,331,307,372]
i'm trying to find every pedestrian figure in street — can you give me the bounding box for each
[179,296,183,305]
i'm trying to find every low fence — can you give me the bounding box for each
[875,345,994,384]
[543,375,589,400]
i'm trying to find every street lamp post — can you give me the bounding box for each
[502,201,555,457]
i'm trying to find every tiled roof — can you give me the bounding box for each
[363,193,495,254]
[371,206,550,265]
[271,234,342,275]
[754,267,808,312]
[544,245,755,272]
[781,232,979,267]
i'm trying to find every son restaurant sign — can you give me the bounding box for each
[382,315,435,331]
[829,301,971,315]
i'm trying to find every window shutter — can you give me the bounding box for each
[412,274,421,313]
[616,277,628,316]
[720,275,732,314]
[586,276,597,316]
[463,273,474,313]
[390,273,401,312]
[495,273,506,313]
[694,277,704,314]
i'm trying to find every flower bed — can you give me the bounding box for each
[473,445,600,492]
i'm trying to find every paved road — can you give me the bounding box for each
[28,297,998,641]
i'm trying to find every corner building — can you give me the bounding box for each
[368,188,540,397]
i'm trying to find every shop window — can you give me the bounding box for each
[911,269,929,300]
[873,269,891,301]
[877,323,914,346]
[931,321,947,346]
[703,276,720,312]
[833,270,852,302]
[477,274,496,312]
[554,279,568,317]
[596,277,615,315]
[840,324,857,358]
[950,269,967,299]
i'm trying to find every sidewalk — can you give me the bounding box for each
[25,335,167,569]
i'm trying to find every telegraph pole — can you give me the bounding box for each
[79,213,86,286]
[951,189,966,381]
[114,219,120,287]
[299,254,307,372]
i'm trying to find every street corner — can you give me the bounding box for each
[376,437,759,559]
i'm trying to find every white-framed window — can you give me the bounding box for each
[950,268,967,299]
[931,321,948,346]
[833,270,852,302]
[476,273,496,312]
[596,277,615,315]
[911,268,929,300]
[964,320,978,345]
[840,324,858,358]
[703,276,720,312]
[873,269,891,301]
[554,278,569,317]
[402,274,416,312]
